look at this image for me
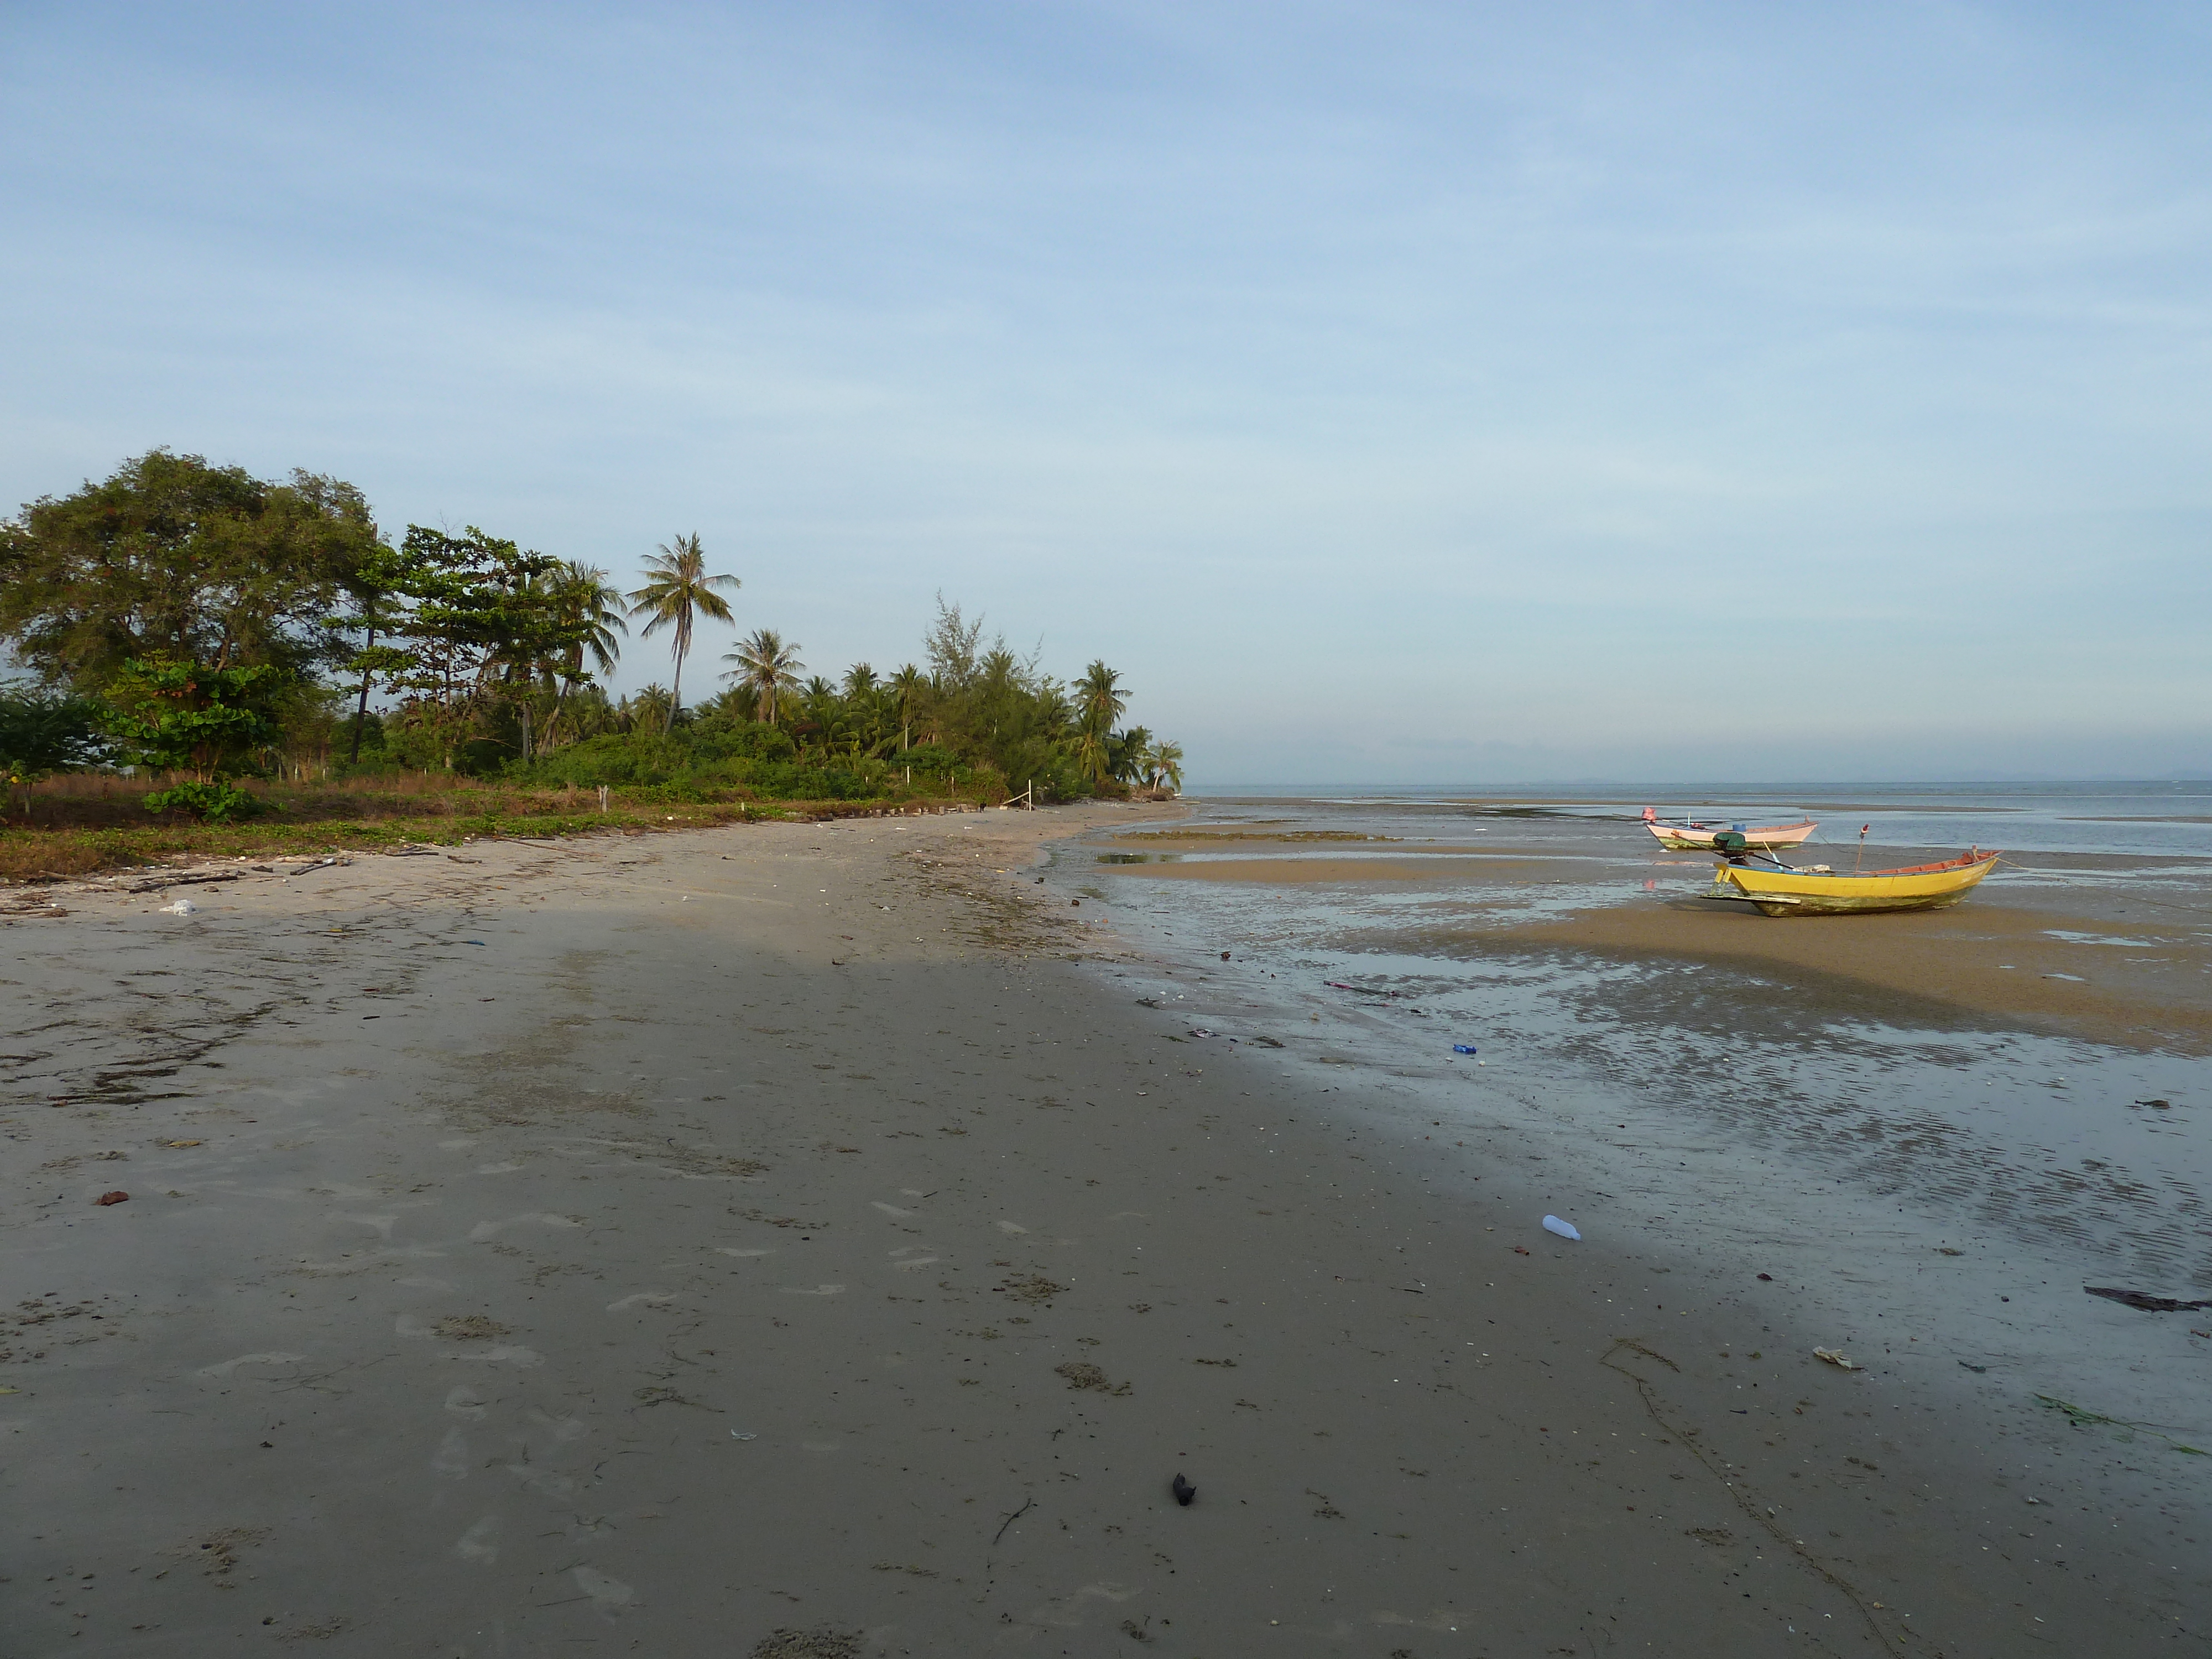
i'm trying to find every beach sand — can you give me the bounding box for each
[2,810,2204,1655]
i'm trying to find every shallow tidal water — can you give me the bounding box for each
[1048,786,2212,1478]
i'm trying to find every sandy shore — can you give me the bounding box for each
[3,810,2205,1655]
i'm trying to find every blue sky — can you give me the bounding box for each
[4,2,2207,781]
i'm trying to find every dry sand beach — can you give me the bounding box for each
[3,805,2208,1656]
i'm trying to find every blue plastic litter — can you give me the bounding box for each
[1452,1044,1478,1055]
[1542,1215,1582,1241]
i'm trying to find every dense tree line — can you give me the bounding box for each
[0,451,1181,809]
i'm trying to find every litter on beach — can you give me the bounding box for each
[1453,1044,1478,1055]
[1813,1347,1863,1370]
[95,1190,129,1206]
[1541,1215,1581,1241]
[159,899,197,915]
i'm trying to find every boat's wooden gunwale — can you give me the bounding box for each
[1646,818,1818,851]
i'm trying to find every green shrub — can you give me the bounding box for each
[144,781,267,822]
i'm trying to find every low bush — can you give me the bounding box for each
[143,781,268,823]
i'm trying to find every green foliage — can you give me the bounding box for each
[0,450,378,690]
[96,656,289,780]
[517,724,870,800]
[628,533,739,728]
[1,456,1183,801]
[143,780,267,822]
[0,690,107,782]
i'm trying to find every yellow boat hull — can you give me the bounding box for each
[1709,852,1999,917]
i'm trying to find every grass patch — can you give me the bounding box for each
[1,777,993,883]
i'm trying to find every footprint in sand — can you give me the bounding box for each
[442,1345,542,1368]
[468,1213,582,1241]
[445,1386,488,1418]
[571,1566,633,1611]
[454,1516,500,1564]
[197,1352,305,1378]
[512,1462,577,1498]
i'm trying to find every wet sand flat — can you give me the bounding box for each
[1092,831,2212,1054]
[1499,898,2212,1055]
[2,810,2204,1655]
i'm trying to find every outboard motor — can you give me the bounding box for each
[1711,830,1751,864]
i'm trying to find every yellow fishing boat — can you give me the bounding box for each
[1707,849,2000,917]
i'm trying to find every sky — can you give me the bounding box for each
[3,1,2208,783]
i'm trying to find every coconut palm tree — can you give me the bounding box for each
[627,533,739,734]
[625,684,674,734]
[1074,660,1128,784]
[542,561,627,747]
[888,663,927,751]
[722,628,805,726]
[1143,738,1185,794]
[1077,660,1126,729]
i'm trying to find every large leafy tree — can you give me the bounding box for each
[627,533,738,734]
[0,450,379,692]
[366,526,587,768]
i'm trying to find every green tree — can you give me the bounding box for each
[889,662,927,752]
[539,561,627,749]
[0,450,379,692]
[0,690,106,806]
[369,525,585,768]
[1073,659,1128,784]
[627,533,738,734]
[1108,724,1152,785]
[1142,737,1185,792]
[722,628,805,726]
[96,655,288,781]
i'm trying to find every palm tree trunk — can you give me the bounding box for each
[666,646,685,736]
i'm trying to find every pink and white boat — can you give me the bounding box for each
[1642,807,1818,852]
